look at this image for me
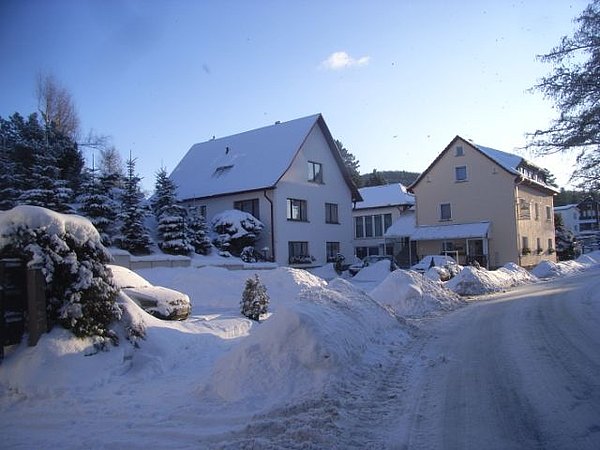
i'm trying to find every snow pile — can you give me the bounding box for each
[203,276,402,407]
[370,269,464,317]
[577,251,600,266]
[531,252,600,279]
[352,260,395,282]
[308,263,341,281]
[446,263,538,296]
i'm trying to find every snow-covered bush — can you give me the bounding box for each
[0,206,121,340]
[211,210,264,256]
[240,274,269,321]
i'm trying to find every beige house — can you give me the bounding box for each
[409,136,558,269]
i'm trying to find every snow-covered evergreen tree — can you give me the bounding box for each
[211,210,264,256]
[240,274,269,321]
[118,156,152,255]
[152,167,192,255]
[157,205,193,255]
[78,167,117,245]
[0,206,121,340]
[187,207,212,255]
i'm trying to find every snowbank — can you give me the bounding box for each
[531,252,600,279]
[446,263,538,296]
[203,277,403,406]
[308,263,342,281]
[370,269,464,317]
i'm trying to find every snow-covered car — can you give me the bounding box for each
[411,255,458,273]
[108,265,191,320]
[348,255,398,276]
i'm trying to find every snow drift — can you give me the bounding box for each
[446,263,538,296]
[370,269,464,317]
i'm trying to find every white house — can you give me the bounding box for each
[169,114,361,267]
[352,183,415,265]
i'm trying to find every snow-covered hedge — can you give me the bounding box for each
[0,206,121,340]
[211,209,264,256]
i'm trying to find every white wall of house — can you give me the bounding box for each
[273,124,354,266]
[554,205,579,235]
[352,206,401,261]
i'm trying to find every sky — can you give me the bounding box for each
[0,0,589,192]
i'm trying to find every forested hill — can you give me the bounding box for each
[359,170,420,188]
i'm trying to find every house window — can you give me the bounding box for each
[440,203,452,221]
[308,161,323,183]
[287,198,307,221]
[534,203,540,221]
[234,199,260,219]
[455,146,464,156]
[326,242,340,262]
[374,215,383,237]
[518,198,531,220]
[288,241,310,264]
[365,216,374,237]
[325,203,339,224]
[384,213,392,232]
[522,236,530,254]
[536,237,542,253]
[355,246,379,259]
[213,165,233,177]
[548,238,554,251]
[455,166,467,182]
[355,217,364,238]
[548,206,553,221]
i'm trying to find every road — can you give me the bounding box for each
[390,268,600,449]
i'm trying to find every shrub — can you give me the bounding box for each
[211,210,264,256]
[240,274,269,321]
[0,206,121,340]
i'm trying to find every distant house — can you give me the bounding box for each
[352,183,415,266]
[554,204,580,235]
[169,114,361,267]
[409,136,558,268]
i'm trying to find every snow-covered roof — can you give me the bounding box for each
[554,204,579,211]
[410,136,558,193]
[474,144,523,176]
[355,184,415,210]
[384,210,416,237]
[170,114,360,201]
[410,221,491,241]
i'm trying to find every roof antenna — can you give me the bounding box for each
[225,146,230,154]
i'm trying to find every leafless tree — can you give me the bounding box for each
[36,73,80,139]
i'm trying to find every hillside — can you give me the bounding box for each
[359,170,420,187]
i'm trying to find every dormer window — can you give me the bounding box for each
[213,165,233,177]
[455,146,464,156]
[308,161,323,183]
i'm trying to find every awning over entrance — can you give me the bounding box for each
[410,221,491,241]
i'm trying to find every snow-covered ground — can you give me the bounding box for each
[1,251,600,448]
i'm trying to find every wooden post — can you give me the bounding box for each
[26,268,47,347]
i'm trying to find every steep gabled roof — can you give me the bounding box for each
[170,114,361,201]
[355,183,415,210]
[409,135,558,194]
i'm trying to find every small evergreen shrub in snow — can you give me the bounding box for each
[157,205,193,256]
[0,206,121,340]
[240,274,269,321]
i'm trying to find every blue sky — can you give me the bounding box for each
[0,0,587,191]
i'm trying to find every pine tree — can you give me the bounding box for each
[152,167,193,255]
[118,156,152,255]
[78,167,117,245]
[335,139,361,187]
[240,274,269,321]
[364,169,387,187]
[187,207,212,255]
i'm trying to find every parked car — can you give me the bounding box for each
[410,255,458,273]
[108,265,191,320]
[348,255,398,276]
